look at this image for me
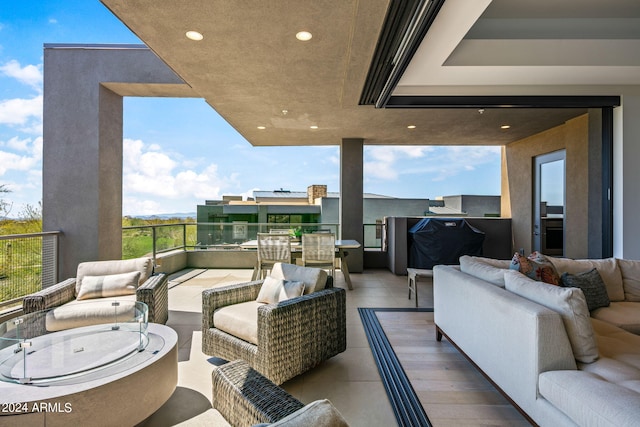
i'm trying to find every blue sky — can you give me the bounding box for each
[0,1,501,216]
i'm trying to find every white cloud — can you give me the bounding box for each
[426,146,501,182]
[6,136,30,151]
[123,197,163,216]
[365,145,500,182]
[240,188,260,201]
[365,146,433,180]
[0,136,42,175]
[0,60,42,91]
[0,151,39,175]
[122,138,236,214]
[0,95,43,130]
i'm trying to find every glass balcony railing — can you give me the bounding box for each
[0,222,385,305]
[123,222,384,260]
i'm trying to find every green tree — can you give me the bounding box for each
[0,184,12,219]
[17,202,43,233]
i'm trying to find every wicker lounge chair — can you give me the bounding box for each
[202,263,347,385]
[212,359,349,427]
[23,257,169,328]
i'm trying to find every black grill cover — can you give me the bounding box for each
[408,218,485,269]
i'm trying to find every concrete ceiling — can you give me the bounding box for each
[99,0,640,147]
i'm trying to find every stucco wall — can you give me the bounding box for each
[505,114,589,258]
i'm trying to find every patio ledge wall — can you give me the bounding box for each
[156,249,386,275]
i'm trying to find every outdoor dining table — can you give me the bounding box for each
[240,239,361,290]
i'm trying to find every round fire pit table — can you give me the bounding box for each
[0,301,177,426]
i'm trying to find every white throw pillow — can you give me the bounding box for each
[504,270,599,363]
[76,257,153,295]
[76,271,141,300]
[270,262,327,294]
[256,276,305,304]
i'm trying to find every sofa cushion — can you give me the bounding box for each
[76,257,153,295]
[214,301,262,345]
[589,318,640,395]
[256,276,305,304]
[270,263,327,294]
[504,270,598,363]
[76,271,141,301]
[560,268,610,312]
[45,296,137,332]
[617,258,640,301]
[459,255,510,288]
[579,357,640,394]
[539,370,640,427]
[509,252,560,285]
[266,399,349,427]
[547,256,625,301]
[592,302,640,335]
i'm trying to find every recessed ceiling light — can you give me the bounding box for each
[501,125,511,129]
[407,125,416,129]
[310,125,318,129]
[186,31,203,41]
[296,31,312,41]
[257,126,266,130]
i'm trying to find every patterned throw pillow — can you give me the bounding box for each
[510,252,561,285]
[560,268,611,311]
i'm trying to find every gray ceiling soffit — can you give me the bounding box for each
[359,0,445,107]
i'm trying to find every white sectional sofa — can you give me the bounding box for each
[433,255,640,427]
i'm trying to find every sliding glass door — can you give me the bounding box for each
[533,150,566,256]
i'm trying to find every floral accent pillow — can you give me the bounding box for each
[510,251,561,285]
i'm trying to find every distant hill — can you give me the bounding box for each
[129,212,197,220]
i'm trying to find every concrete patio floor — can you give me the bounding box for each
[139,267,431,427]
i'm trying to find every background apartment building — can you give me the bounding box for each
[196,185,500,248]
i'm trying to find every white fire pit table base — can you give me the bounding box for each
[0,323,178,427]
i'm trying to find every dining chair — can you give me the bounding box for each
[257,233,292,278]
[301,233,336,277]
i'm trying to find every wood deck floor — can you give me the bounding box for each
[377,310,531,426]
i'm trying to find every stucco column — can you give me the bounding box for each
[43,45,193,280]
[614,91,640,259]
[340,138,364,273]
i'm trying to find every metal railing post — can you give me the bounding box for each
[152,226,157,263]
[183,224,187,250]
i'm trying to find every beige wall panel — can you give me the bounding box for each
[506,114,589,258]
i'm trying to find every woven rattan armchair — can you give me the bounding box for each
[23,257,169,325]
[212,359,305,426]
[202,273,347,385]
[212,359,349,427]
